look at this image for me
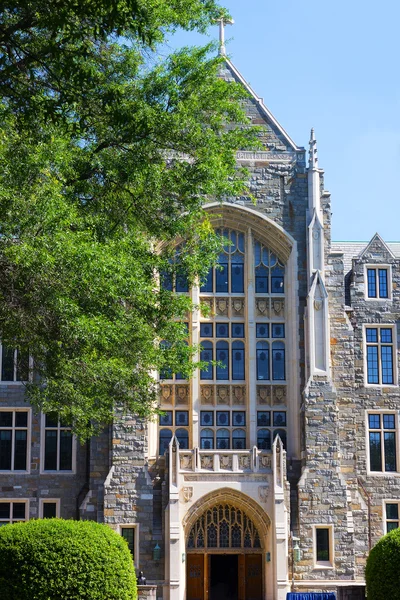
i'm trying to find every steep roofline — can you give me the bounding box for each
[225,58,301,152]
[359,232,396,259]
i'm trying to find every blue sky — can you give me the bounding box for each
[167,0,400,242]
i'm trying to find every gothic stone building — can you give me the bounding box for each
[1,55,400,600]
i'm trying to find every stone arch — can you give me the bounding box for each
[183,488,271,546]
[204,202,294,264]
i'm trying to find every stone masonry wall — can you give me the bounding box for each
[0,388,88,520]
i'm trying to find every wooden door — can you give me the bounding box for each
[187,554,205,600]
[238,554,246,600]
[245,554,263,600]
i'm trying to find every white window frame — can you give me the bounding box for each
[363,324,397,387]
[365,264,392,301]
[0,346,32,384]
[383,500,400,534]
[39,498,61,518]
[0,499,29,524]
[366,411,400,476]
[313,524,334,569]
[40,414,76,474]
[117,523,139,567]
[0,408,31,473]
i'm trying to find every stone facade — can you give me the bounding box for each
[1,56,399,600]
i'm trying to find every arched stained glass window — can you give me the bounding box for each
[159,429,173,455]
[257,429,271,451]
[200,428,214,450]
[176,428,189,449]
[216,428,230,450]
[274,429,287,449]
[216,341,229,380]
[200,341,213,380]
[187,504,262,550]
[254,242,285,294]
[200,229,245,294]
[272,341,285,380]
[232,341,245,380]
[232,428,246,450]
[256,342,269,380]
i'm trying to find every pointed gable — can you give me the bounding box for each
[219,59,301,154]
[357,233,396,263]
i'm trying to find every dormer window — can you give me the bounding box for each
[366,266,390,299]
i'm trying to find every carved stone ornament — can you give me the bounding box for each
[232,298,244,316]
[239,455,250,469]
[273,386,286,406]
[201,298,214,317]
[312,230,320,240]
[182,486,193,502]
[232,386,245,405]
[201,385,214,404]
[176,385,189,405]
[257,386,270,405]
[256,299,269,316]
[314,299,323,311]
[161,385,173,404]
[217,385,230,405]
[180,454,193,470]
[260,455,271,469]
[272,300,284,316]
[220,455,232,469]
[216,299,228,316]
[258,485,269,503]
[201,455,213,469]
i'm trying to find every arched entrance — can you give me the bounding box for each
[184,490,270,600]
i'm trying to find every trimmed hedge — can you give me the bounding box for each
[366,527,400,599]
[0,519,137,600]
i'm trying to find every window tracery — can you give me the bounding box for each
[187,504,261,550]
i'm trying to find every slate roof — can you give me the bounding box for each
[331,241,400,274]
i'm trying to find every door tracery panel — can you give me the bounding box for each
[187,504,261,550]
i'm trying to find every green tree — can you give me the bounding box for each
[0,1,256,437]
[365,528,400,599]
[0,519,136,600]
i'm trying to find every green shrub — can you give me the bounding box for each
[0,519,137,600]
[366,527,400,599]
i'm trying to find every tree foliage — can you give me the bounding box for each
[0,519,136,600]
[0,1,256,437]
[365,528,400,599]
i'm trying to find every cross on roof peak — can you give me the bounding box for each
[216,15,234,56]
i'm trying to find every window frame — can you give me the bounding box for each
[364,265,392,301]
[40,414,76,474]
[313,525,334,569]
[39,498,60,519]
[363,324,397,387]
[0,346,32,384]
[117,523,139,567]
[383,500,400,534]
[0,408,31,473]
[366,411,399,475]
[0,499,29,525]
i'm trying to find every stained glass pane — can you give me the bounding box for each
[379,269,388,298]
[367,269,377,297]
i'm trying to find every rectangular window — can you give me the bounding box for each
[0,500,28,525]
[0,409,29,471]
[0,347,29,382]
[316,528,330,562]
[385,502,400,533]
[367,267,389,299]
[368,413,397,472]
[120,525,138,566]
[365,326,395,385]
[43,414,73,472]
[39,499,60,519]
